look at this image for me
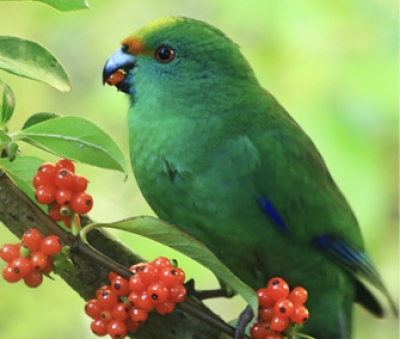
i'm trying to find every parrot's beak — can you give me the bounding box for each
[103,47,136,94]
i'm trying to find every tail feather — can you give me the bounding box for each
[355,280,383,317]
[313,235,398,317]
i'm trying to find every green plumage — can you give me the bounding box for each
[104,16,396,339]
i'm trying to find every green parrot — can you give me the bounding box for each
[103,16,397,339]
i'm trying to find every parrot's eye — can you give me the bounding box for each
[155,46,175,63]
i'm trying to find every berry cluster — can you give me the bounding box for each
[250,277,309,339]
[86,257,186,339]
[33,159,93,229]
[1,229,63,287]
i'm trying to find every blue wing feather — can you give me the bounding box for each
[257,198,398,316]
[257,195,289,234]
[313,234,377,278]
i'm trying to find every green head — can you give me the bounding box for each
[103,16,261,108]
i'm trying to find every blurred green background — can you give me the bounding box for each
[0,0,398,338]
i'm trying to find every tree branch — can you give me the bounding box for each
[0,171,229,339]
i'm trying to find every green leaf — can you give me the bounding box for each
[0,78,15,128]
[0,125,18,161]
[0,36,70,92]
[5,141,19,161]
[0,129,12,149]
[84,216,258,315]
[0,0,88,12]
[22,112,61,130]
[13,116,128,174]
[0,155,45,201]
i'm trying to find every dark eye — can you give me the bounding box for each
[155,46,175,63]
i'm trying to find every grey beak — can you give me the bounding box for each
[103,47,136,93]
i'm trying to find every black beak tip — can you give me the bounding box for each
[102,68,111,85]
[103,48,136,94]
[102,59,119,85]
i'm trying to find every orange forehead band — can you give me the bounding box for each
[121,37,150,55]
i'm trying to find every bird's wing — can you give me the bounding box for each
[249,112,397,315]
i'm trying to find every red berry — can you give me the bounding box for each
[35,184,56,205]
[168,284,186,303]
[48,203,64,222]
[71,192,93,214]
[33,174,43,189]
[55,159,75,173]
[30,251,49,271]
[0,244,21,264]
[250,321,272,339]
[56,189,74,205]
[129,263,145,274]
[62,217,72,228]
[91,319,108,336]
[138,263,159,285]
[125,319,139,332]
[289,304,309,324]
[23,269,43,287]
[136,293,155,312]
[2,265,21,283]
[130,308,148,324]
[111,276,130,296]
[274,298,294,317]
[265,333,283,339]
[147,283,169,304]
[40,235,62,256]
[42,258,54,274]
[257,287,275,308]
[54,169,75,189]
[85,299,103,319]
[107,319,127,339]
[151,256,171,268]
[10,257,32,277]
[288,286,308,304]
[112,302,130,321]
[22,228,43,252]
[72,174,88,193]
[108,271,119,283]
[267,277,290,301]
[63,213,80,229]
[258,307,275,322]
[127,292,140,308]
[159,266,185,288]
[129,275,146,293]
[100,310,113,323]
[97,289,119,310]
[96,285,111,298]
[33,174,42,189]
[34,163,55,188]
[155,301,175,314]
[270,314,289,332]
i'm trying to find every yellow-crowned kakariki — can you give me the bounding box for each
[103,16,397,339]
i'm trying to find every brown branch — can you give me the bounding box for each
[0,171,229,339]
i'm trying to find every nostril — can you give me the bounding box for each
[121,44,129,53]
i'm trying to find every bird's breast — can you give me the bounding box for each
[128,111,262,234]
